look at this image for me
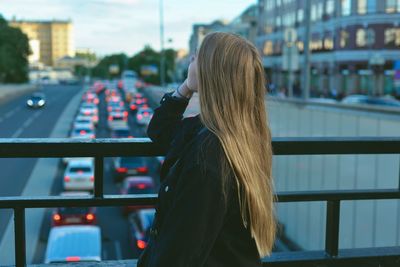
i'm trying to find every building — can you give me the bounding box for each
[257,0,400,97]
[189,20,228,56]
[10,18,74,67]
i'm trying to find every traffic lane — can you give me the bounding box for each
[0,85,81,138]
[0,85,82,245]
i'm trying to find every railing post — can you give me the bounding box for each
[94,156,104,198]
[325,200,340,258]
[14,207,26,267]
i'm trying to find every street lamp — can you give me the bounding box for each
[159,0,166,89]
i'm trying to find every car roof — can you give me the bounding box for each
[45,226,101,263]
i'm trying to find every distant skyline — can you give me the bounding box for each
[0,0,256,56]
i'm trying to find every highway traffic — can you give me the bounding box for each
[0,81,163,263]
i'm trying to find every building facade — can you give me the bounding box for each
[10,19,74,67]
[257,0,400,97]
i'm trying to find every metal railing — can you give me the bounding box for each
[0,137,400,267]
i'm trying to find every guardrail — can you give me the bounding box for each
[0,137,400,267]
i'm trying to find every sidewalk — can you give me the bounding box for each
[0,84,38,105]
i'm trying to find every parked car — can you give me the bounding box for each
[27,92,46,108]
[128,209,156,252]
[44,225,101,263]
[341,95,370,105]
[341,94,400,108]
[113,157,149,183]
[121,176,155,214]
[110,126,133,138]
[52,192,97,226]
[64,159,94,191]
[136,107,153,126]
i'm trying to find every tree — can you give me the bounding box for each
[127,45,176,85]
[92,53,128,79]
[0,14,30,83]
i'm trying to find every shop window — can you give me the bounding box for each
[263,41,274,56]
[340,30,349,48]
[384,28,400,47]
[386,0,400,13]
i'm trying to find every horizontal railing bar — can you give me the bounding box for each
[263,246,400,265]
[276,189,400,202]
[0,137,399,158]
[0,189,399,209]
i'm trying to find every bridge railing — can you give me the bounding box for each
[0,137,400,267]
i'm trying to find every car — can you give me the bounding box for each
[78,107,98,125]
[79,103,98,116]
[52,192,97,227]
[110,126,133,138]
[27,92,46,108]
[309,98,338,104]
[73,117,94,130]
[108,111,128,129]
[113,157,149,183]
[44,225,101,263]
[82,92,99,105]
[129,98,148,112]
[136,107,153,126]
[70,126,95,139]
[63,159,94,191]
[128,209,156,252]
[341,94,370,105]
[121,177,155,214]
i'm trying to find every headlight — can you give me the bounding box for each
[27,100,33,106]
[38,99,45,106]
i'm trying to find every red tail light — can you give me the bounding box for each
[136,183,147,189]
[64,176,71,182]
[137,167,148,174]
[130,104,137,110]
[90,134,95,138]
[137,114,143,120]
[66,256,81,262]
[128,135,133,138]
[86,213,95,221]
[84,111,90,115]
[108,116,113,121]
[53,214,61,222]
[116,167,128,173]
[144,112,149,116]
[80,130,86,135]
[137,240,147,249]
[90,176,94,182]
[108,107,112,112]
[123,111,128,117]
[93,115,98,121]
[94,99,99,104]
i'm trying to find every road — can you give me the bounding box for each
[0,84,82,246]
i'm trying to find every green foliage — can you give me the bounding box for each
[0,14,30,83]
[92,53,128,79]
[92,45,177,85]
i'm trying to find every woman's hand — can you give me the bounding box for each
[173,79,193,99]
[186,54,198,92]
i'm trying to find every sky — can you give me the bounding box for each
[0,0,256,56]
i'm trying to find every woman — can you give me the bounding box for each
[138,32,276,267]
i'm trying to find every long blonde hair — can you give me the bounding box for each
[197,32,276,257]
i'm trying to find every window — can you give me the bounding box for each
[297,9,304,23]
[384,28,400,46]
[311,4,317,21]
[386,0,400,13]
[367,0,376,13]
[340,30,349,47]
[358,0,367,14]
[341,0,352,16]
[324,37,334,50]
[263,41,273,55]
[326,0,335,15]
[356,29,367,46]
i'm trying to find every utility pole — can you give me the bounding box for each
[302,0,312,100]
[159,0,166,89]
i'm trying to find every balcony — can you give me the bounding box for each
[0,137,400,267]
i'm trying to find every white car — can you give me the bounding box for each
[108,111,128,129]
[64,159,94,191]
[136,107,153,126]
[79,104,98,125]
[70,126,95,139]
[73,117,94,130]
[45,225,101,263]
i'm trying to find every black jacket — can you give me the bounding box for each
[137,92,262,267]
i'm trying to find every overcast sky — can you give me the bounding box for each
[0,0,256,56]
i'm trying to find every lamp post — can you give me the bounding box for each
[159,0,166,89]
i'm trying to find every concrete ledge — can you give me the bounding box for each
[2,260,137,267]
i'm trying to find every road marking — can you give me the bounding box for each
[3,106,22,119]
[10,111,42,138]
[114,240,122,260]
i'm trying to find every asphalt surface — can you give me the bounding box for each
[29,83,161,262]
[0,84,82,244]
